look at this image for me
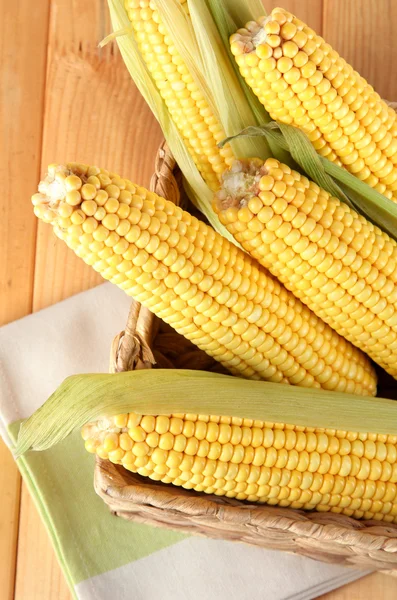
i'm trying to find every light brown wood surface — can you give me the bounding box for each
[0,0,50,597]
[1,0,397,598]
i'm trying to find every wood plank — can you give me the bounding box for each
[14,0,162,598]
[0,1,50,599]
[32,0,162,312]
[0,440,21,600]
[323,0,397,100]
[319,572,397,599]
[0,0,49,325]
[14,485,72,600]
[263,1,323,34]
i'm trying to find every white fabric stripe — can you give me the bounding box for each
[76,537,368,600]
[0,283,131,447]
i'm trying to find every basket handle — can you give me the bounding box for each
[150,141,180,205]
[110,301,157,374]
[110,141,179,374]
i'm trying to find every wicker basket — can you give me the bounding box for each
[94,141,397,574]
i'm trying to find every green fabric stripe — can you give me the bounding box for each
[8,422,186,586]
[15,454,78,600]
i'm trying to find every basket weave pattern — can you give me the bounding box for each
[94,141,397,574]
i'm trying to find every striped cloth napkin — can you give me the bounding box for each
[0,283,368,600]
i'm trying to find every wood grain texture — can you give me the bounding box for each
[3,0,397,598]
[0,441,21,600]
[323,0,397,100]
[319,573,397,599]
[32,0,162,311]
[0,0,49,325]
[263,0,323,33]
[0,0,50,598]
[14,486,72,600]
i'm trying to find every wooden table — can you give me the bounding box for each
[2,0,397,598]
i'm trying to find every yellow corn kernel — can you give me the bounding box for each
[83,411,397,523]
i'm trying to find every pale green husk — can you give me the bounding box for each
[206,0,265,27]
[107,0,235,242]
[205,0,270,128]
[187,0,270,160]
[15,370,397,455]
[205,0,293,167]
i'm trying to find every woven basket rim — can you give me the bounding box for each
[96,458,397,543]
[95,139,397,574]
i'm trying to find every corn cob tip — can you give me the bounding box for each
[31,162,135,242]
[230,8,304,58]
[32,165,70,223]
[214,158,267,215]
[32,163,90,228]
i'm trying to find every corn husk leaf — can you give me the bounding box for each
[206,0,265,26]
[277,123,352,205]
[206,0,267,120]
[15,369,397,455]
[220,122,397,241]
[107,0,235,243]
[205,0,292,168]
[154,0,215,115]
[187,0,270,160]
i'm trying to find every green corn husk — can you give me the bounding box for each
[205,0,293,167]
[184,0,270,160]
[205,0,270,128]
[206,0,265,27]
[15,370,397,455]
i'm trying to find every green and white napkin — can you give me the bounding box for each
[0,284,369,600]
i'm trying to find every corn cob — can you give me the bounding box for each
[230,8,397,202]
[32,162,376,394]
[125,0,234,190]
[215,156,397,379]
[82,411,397,523]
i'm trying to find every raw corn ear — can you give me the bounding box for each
[106,0,271,240]
[215,157,397,379]
[15,369,397,455]
[124,0,234,190]
[14,366,397,522]
[230,8,397,202]
[83,410,397,523]
[32,162,376,394]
